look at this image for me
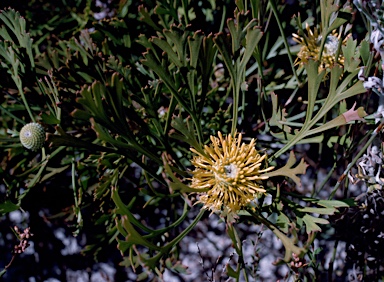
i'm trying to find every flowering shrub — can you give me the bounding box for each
[0,0,383,281]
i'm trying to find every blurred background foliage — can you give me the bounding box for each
[0,0,381,281]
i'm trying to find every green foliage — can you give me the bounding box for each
[0,0,379,280]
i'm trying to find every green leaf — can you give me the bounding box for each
[197,34,216,112]
[188,32,203,69]
[266,36,285,60]
[70,109,92,120]
[342,37,361,72]
[40,112,60,125]
[76,85,102,118]
[94,169,119,199]
[320,0,339,31]
[170,116,204,155]
[151,37,183,68]
[46,125,115,152]
[138,5,162,31]
[109,72,124,120]
[227,223,242,254]
[0,200,19,215]
[299,207,338,215]
[116,239,131,253]
[0,9,34,67]
[253,212,306,262]
[172,262,189,274]
[0,269,6,277]
[272,60,365,160]
[269,92,291,133]
[276,212,290,233]
[327,134,351,148]
[235,0,244,12]
[302,214,329,234]
[240,26,263,71]
[142,53,185,110]
[342,36,357,64]
[359,39,371,66]
[307,103,367,136]
[270,131,324,144]
[120,215,161,251]
[40,165,70,183]
[264,151,307,186]
[327,16,348,34]
[305,60,326,122]
[226,265,239,278]
[163,26,189,64]
[316,199,350,208]
[111,187,154,234]
[137,272,149,281]
[213,33,236,79]
[162,154,207,193]
[26,158,49,188]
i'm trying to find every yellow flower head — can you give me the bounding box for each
[190,132,274,217]
[292,24,346,72]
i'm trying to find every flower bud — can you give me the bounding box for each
[20,123,45,151]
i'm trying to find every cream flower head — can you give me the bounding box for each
[190,132,274,218]
[292,24,346,72]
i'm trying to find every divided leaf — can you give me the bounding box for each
[264,151,307,186]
